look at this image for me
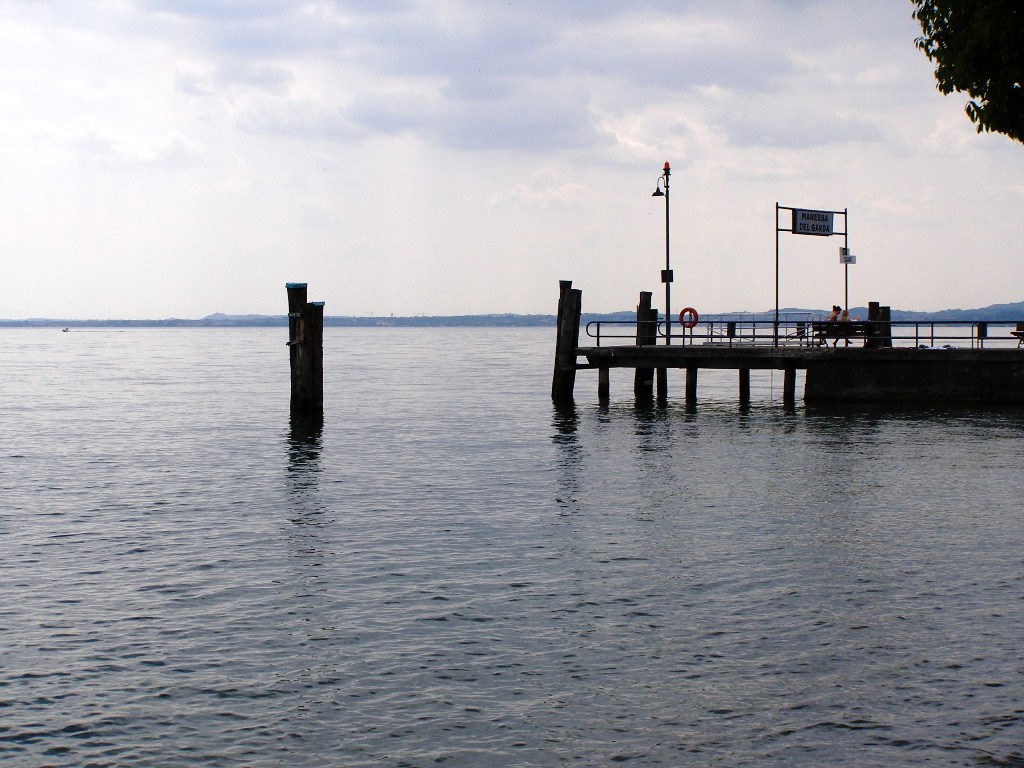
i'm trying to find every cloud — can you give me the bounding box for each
[345,88,439,137]
[133,1,809,153]
[723,108,887,149]
[432,81,605,152]
[61,117,203,168]
[2,0,1021,320]
[499,168,590,210]
[175,61,295,96]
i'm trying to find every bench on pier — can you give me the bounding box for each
[811,321,871,347]
[1012,322,1024,347]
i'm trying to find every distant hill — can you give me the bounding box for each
[888,301,1024,321]
[3,302,1024,328]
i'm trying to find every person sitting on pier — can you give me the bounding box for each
[816,305,842,345]
[837,308,861,345]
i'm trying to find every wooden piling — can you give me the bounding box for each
[634,292,655,396]
[685,366,698,402]
[739,368,751,403]
[553,280,571,387]
[309,301,324,403]
[783,366,796,405]
[287,282,324,415]
[598,367,610,401]
[552,280,571,399]
[552,281,582,402]
[879,305,892,348]
[867,302,880,348]
[867,301,893,348]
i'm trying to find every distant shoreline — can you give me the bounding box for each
[3,302,1024,328]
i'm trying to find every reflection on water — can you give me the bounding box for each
[284,412,328,588]
[285,412,324,511]
[551,402,580,514]
[287,412,323,471]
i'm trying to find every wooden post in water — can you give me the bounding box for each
[552,281,582,402]
[598,367,610,401]
[552,279,571,394]
[634,291,655,397]
[739,368,751,403]
[685,366,697,403]
[783,366,796,405]
[287,282,324,415]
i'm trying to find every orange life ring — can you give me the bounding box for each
[678,307,699,329]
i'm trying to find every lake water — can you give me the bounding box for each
[2,327,1023,767]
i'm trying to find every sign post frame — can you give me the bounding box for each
[774,204,849,346]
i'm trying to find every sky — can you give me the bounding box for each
[2,0,1023,320]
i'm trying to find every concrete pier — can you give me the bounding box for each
[574,343,1024,405]
[802,347,1024,403]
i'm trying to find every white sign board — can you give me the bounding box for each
[792,208,834,236]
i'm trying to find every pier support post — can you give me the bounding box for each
[739,368,750,403]
[686,366,698,403]
[783,366,796,405]
[657,367,668,404]
[287,282,324,415]
[598,367,610,401]
[552,280,582,402]
[634,292,655,396]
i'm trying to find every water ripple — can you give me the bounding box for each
[1,329,1023,766]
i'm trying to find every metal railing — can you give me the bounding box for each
[584,317,1024,350]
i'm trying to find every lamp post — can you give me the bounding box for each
[652,162,672,345]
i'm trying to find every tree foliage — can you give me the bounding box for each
[911,0,1024,144]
